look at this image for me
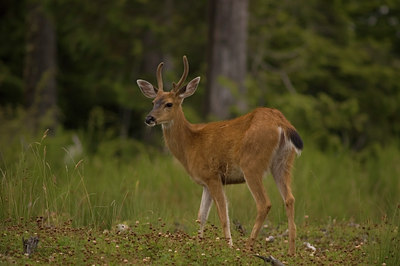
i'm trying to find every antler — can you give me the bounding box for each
[173,55,189,91]
[156,62,164,92]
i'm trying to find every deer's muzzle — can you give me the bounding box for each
[145,115,156,127]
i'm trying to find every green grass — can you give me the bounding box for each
[366,209,400,265]
[1,130,399,264]
[0,216,372,265]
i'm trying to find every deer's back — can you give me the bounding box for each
[188,108,294,184]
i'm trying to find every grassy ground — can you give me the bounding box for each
[0,130,399,264]
[0,216,381,265]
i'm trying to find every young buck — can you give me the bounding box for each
[137,56,303,255]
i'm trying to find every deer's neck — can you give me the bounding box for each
[162,108,193,169]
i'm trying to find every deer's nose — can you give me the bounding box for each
[145,115,156,126]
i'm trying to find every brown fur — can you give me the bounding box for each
[137,56,302,255]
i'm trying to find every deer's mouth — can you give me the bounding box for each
[145,121,156,127]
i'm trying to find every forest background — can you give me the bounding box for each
[0,0,400,264]
[1,0,399,148]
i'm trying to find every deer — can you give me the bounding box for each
[137,56,303,255]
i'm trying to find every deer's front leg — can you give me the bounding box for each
[206,179,232,246]
[197,186,212,238]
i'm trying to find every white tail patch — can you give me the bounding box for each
[293,144,302,156]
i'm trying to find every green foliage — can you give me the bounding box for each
[49,0,207,130]
[270,93,368,150]
[248,0,400,149]
[1,0,400,148]
[0,0,25,106]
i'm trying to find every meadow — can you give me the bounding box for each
[1,129,399,264]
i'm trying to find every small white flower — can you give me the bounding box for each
[265,235,275,242]
[304,242,316,251]
[304,242,316,254]
[116,223,129,232]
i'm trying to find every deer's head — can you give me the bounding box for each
[137,56,200,127]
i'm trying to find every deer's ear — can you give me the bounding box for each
[177,77,200,99]
[137,79,158,98]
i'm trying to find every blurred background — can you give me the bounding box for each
[1,0,399,149]
[0,0,399,229]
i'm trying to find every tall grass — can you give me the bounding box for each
[367,208,400,265]
[292,143,400,223]
[0,130,200,229]
[0,130,95,227]
[1,130,399,231]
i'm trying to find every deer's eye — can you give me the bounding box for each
[165,103,173,108]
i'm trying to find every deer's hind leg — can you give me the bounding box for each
[271,149,297,255]
[239,127,279,249]
[241,168,271,249]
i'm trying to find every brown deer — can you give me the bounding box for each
[137,56,303,255]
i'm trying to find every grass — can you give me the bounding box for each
[0,216,372,265]
[1,129,399,264]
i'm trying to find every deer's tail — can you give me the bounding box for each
[281,127,303,155]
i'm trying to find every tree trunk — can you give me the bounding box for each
[24,2,57,132]
[206,0,248,119]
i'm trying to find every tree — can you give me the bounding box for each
[206,0,248,119]
[24,2,57,131]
